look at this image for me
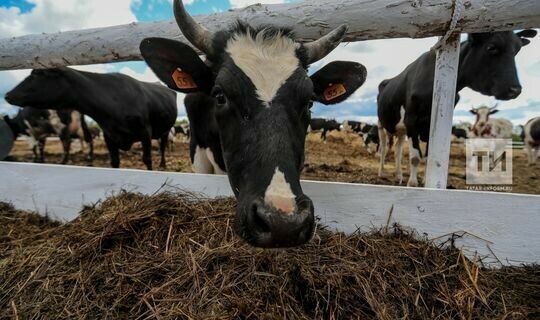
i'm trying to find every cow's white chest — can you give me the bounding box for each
[192,146,225,175]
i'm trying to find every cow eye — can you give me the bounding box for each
[486,44,499,55]
[211,86,226,105]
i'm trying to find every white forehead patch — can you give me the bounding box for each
[226,30,300,104]
[264,167,296,214]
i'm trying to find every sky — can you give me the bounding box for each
[0,0,538,125]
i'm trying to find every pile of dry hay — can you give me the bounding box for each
[1,192,538,319]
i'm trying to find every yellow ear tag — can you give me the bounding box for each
[172,68,198,89]
[323,83,347,101]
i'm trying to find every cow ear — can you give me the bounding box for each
[469,109,477,115]
[516,29,537,39]
[489,109,499,115]
[140,37,214,94]
[310,61,367,105]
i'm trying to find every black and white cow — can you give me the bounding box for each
[4,108,94,163]
[377,30,536,186]
[3,107,56,162]
[342,120,366,133]
[309,118,341,141]
[140,0,367,247]
[5,67,177,170]
[522,116,540,166]
[362,124,380,155]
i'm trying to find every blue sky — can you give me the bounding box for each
[0,0,538,125]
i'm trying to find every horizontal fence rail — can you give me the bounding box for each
[1,162,539,265]
[0,0,539,70]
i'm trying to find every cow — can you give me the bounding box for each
[5,67,178,170]
[3,107,56,162]
[309,118,341,141]
[3,108,94,164]
[522,116,540,166]
[469,106,513,139]
[342,120,367,134]
[49,110,95,164]
[362,124,380,155]
[377,29,537,186]
[140,0,367,247]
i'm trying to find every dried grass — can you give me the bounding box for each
[0,192,538,319]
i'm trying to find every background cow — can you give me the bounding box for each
[469,106,513,139]
[3,108,94,164]
[451,126,469,142]
[309,118,341,141]
[5,67,177,170]
[141,0,366,247]
[3,107,55,162]
[377,29,536,186]
[522,116,540,166]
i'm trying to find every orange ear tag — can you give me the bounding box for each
[172,68,198,89]
[323,83,347,101]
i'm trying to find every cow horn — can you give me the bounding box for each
[304,25,348,64]
[173,0,214,55]
[490,104,499,111]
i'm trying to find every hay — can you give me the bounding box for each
[0,192,538,319]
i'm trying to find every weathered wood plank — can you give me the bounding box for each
[0,0,539,70]
[1,162,538,265]
[425,35,461,188]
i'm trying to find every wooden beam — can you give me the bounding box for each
[0,0,539,70]
[425,35,461,189]
[1,162,539,265]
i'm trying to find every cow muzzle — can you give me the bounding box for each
[245,196,315,248]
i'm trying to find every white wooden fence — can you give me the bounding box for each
[0,0,539,264]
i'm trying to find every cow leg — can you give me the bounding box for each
[104,134,120,168]
[80,115,94,165]
[407,135,422,187]
[141,132,153,171]
[32,141,39,162]
[159,133,168,169]
[377,124,388,177]
[61,137,71,164]
[321,130,327,142]
[394,134,406,184]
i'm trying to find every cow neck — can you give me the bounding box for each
[455,41,472,93]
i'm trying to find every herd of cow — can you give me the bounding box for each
[1,0,539,247]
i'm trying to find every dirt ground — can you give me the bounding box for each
[7,131,539,195]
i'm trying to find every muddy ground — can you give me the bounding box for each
[7,131,539,195]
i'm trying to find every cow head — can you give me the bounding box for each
[141,0,366,248]
[5,68,73,108]
[470,105,498,136]
[461,29,536,100]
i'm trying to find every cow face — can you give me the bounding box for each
[462,30,536,100]
[141,0,366,248]
[5,68,71,108]
[470,106,498,136]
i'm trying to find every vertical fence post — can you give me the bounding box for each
[425,34,461,189]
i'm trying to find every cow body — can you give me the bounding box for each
[141,0,367,247]
[309,118,341,141]
[5,67,178,170]
[3,107,55,162]
[377,30,536,187]
[523,116,540,166]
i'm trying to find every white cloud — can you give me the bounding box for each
[0,0,137,38]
